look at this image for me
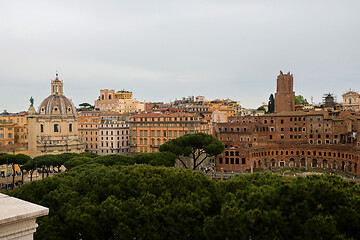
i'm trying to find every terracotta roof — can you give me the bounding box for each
[131,112,198,118]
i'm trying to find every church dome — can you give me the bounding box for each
[37,73,77,115]
[38,94,76,115]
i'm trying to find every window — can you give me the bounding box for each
[219,157,223,164]
[69,123,73,132]
[242,158,246,164]
[54,124,59,132]
[40,124,44,133]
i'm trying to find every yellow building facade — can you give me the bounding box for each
[115,89,133,100]
[0,113,28,150]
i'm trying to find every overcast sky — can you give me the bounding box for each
[1,0,360,113]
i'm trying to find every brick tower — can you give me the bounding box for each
[275,71,295,113]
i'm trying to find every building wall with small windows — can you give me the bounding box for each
[0,124,16,148]
[214,111,360,176]
[78,111,100,154]
[0,114,28,147]
[98,121,130,155]
[129,112,211,154]
[342,90,360,112]
[94,89,145,113]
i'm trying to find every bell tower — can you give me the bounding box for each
[275,71,295,113]
[51,72,63,95]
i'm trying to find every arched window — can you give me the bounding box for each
[69,123,73,132]
[40,124,44,133]
[54,124,59,132]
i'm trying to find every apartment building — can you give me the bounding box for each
[0,113,28,150]
[99,120,129,155]
[129,112,211,154]
[78,111,100,153]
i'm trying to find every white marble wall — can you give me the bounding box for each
[0,194,48,240]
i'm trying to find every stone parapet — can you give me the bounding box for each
[0,194,48,240]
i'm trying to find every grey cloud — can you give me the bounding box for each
[0,0,360,112]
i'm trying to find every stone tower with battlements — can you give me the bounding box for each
[275,71,295,113]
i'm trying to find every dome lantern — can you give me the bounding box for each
[51,72,63,95]
[37,73,76,115]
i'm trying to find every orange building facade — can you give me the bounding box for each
[129,112,212,154]
[214,71,360,176]
[78,111,100,153]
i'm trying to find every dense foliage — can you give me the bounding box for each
[9,168,360,240]
[0,153,31,188]
[10,165,215,240]
[295,95,307,105]
[159,132,224,170]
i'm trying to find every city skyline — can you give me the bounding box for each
[1,0,360,112]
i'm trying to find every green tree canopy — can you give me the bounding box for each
[159,133,224,170]
[78,103,94,110]
[8,170,360,240]
[22,159,37,181]
[10,165,215,240]
[133,152,176,167]
[295,95,307,105]
[63,156,95,170]
[80,152,99,158]
[0,154,31,189]
[94,154,134,166]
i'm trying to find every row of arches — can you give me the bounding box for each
[251,149,359,161]
[252,157,358,174]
